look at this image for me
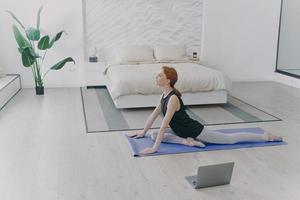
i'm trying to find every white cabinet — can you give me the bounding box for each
[84,62,107,86]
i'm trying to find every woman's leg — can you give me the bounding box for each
[196,127,282,145]
[149,128,205,147]
[150,128,186,144]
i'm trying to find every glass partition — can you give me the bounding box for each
[276,0,300,79]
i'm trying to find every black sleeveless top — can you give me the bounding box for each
[161,91,204,138]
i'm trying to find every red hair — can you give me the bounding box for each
[162,66,182,97]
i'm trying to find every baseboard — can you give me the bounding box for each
[274,72,300,88]
[231,78,274,82]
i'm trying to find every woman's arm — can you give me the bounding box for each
[140,102,162,136]
[140,95,179,154]
[152,95,178,150]
[127,95,162,138]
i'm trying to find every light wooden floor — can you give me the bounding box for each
[0,81,300,200]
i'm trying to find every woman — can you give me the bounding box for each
[127,66,282,155]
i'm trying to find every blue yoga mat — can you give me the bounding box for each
[125,127,287,157]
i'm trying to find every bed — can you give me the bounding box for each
[103,62,231,108]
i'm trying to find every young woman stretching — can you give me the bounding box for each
[127,66,282,155]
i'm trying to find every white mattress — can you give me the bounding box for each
[103,62,232,100]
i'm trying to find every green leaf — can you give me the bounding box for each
[21,48,36,67]
[28,47,40,58]
[12,25,30,48]
[18,47,25,54]
[49,31,66,48]
[50,57,75,70]
[6,10,26,30]
[38,35,50,50]
[26,27,40,41]
[37,6,43,29]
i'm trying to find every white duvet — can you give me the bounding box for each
[103,63,231,100]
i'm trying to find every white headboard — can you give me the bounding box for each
[83,0,204,61]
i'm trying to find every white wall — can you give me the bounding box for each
[84,0,203,61]
[0,0,84,88]
[201,0,282,81]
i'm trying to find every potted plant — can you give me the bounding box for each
[6,6,75,95]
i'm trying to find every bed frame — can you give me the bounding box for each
[106,82,227,109]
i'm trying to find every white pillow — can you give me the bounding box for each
[156,58,190,64]
[119,60,157,65]
[0,66,5,78]
[154,44,187,61]
[115,45,155,63]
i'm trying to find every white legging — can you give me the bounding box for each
[150,127,266,145]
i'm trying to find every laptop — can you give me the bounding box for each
[185,162,234,189]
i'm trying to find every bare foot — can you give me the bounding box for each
[183,137,206,147]
[262,133,283,142]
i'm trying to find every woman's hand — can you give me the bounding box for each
[126,131,145,138]
[139,147,157,155]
